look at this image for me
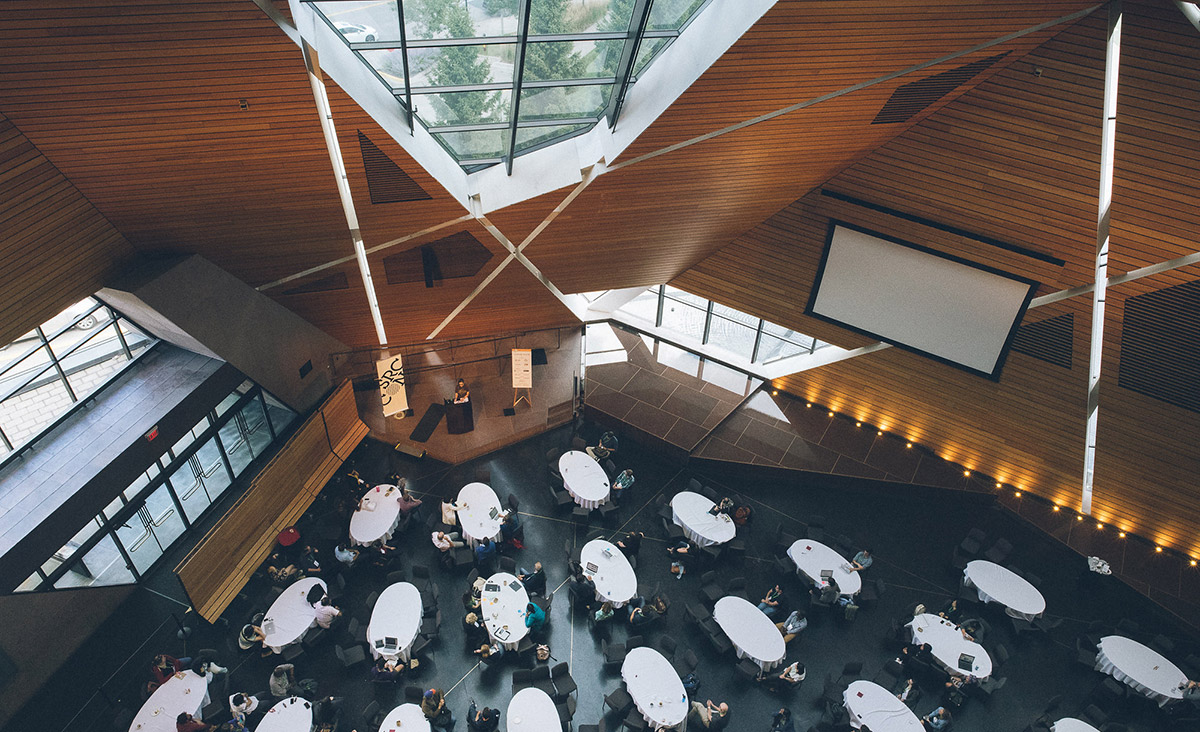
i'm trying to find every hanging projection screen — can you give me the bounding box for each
[806,222,1038,379]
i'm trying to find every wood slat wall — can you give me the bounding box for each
[0,113,134,345]
[175,380,367,622]
[673,2,1200,557]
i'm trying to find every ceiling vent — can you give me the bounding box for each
[872,52,1010,124]
[358,131,432,204]
[1118,279,1200,413]
[1011,312,1073,369]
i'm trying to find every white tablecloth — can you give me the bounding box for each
[456,482,503,546]
[349,484,402,546]
[907,613,992,679]
[255,696,313,732]
[787,539,862,597]
[507,687,560,732]
[560,450,611,508]
[263,577,327,653]
[622,647,688,729]
[129,671,207,732]
[843,680,924,732]
[964,560,1046,620]
[1051,719,1101,732]
[713,596,785,672]
[480,571,530,650]
[378,703,430,731]
[367,582,423,661]
[670,491,736,546]
[581,539,637,607]
[1096,635,1186,706]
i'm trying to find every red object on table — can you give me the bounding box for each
[277,526,300,547]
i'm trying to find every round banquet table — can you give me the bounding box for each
[1050,719,1101,732]
[787,539,862,597]
[964,560,1046,620]
[479,572,530,650]
[456,482,503,546]
[129,671,208,732]
[367,582,423,661]
[349,484,402,546]
[906,613,993,679]
[670,491,736,546]
[1096,635,1186,706]
[507,687,560,732]
[713,596,786,672]
[622,646,688,729]
[559,450,611,508]
[262,577,326,653]
[580,539,637,607]
[843,680,924,732]
[378,703,430,731]
[255,696,313,732]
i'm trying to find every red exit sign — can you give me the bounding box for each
[145,425,159,441]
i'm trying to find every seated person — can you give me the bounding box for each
[432,531,466,553]
[938,599,963,624]
[524,602,547,632]
[453,379,470,404]
[422,689,454,730]
[628,604,657,626]
[228,692,259,722]
[500,511,522,546]
[238,622,266,651]
[313,597,341,629]
[616,531,643,557]
[371,656,405,682]
[268,663,296,698]
[593,601,615,625]
[474,537,498,566]
[473,641,504,661]
[709,497,735,517]
[296,545,324,575]
[770,708,796,732]
[333,542,359,568]
[467,701,500,732]
[586,431,618,461]
[463,612,489,648]
[611,468,635,502]
[850,548,874,572]
[813,578,840,605]
[519,562,547,596]
[758,584,783,616]
[395,479,423,515]
[942,675,975,709]
[667,538,696,578]
[312,696,344,732]
[775,610,808,644]
[922,706,952,730]
[266,553,301,585]
[150,653,190,685]
[190,650,227,678]
[140,680,160,701]
[958,618,984,642]
[895,677,921,707]
[768,660,805,688]
[175,712,211,732]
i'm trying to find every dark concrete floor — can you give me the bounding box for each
[9,423,1200,732]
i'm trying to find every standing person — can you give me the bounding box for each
[611,468,635,502]
[421,688,455,730]
[687,699,731,729]
[757,584,783,616]
[333,542,359,568]
[441,499,463,526]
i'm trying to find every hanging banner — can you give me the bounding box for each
[511,349,533,389]
[376,354,408,417]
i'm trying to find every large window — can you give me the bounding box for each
[0,298,154,460]
[307,0,711,170]
[617,285,831,365]
[16,382,296,593]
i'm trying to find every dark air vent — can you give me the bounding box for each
[281,271,350,296]
[358,131,432,204]
[1011,313,1073,369]
[383,230,493,287]
[1118,279,1200,413]
[872,52,1010,124]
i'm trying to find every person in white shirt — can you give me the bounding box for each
[440,500,462,525]
[333,543,359,567]
[432,531,466,552]
[229,692,259,718]
[313,597,341,629]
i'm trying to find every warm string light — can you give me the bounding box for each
[827,411,834,417]
[905,442,913,449]
[963,470,971,477]
[1096,522,1103,530]
[1156,546,1163,553]
[1118,532,1126,538]
[806,402,812,408]
[771,390,778,396]
[1014,491,1022,497]
[855,421,862,427]
[1191,559,1197,567]
[1052,505,1060,512]
[1075,514,1083,521]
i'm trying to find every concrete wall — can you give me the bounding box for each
[100,255,348,413]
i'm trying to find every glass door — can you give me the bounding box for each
[113,483,187,574]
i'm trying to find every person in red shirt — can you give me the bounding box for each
[150,654,189,685]
[175,712,211,732]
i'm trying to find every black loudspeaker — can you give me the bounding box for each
[421,245,441,288]
[502,407,516,417]
[531,348,547,365]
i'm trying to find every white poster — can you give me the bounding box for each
[511,349,533,389]
[376,354,408,417]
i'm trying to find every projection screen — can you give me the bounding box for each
[806,222,1037,379]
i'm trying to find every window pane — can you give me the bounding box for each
[762,320,806,342]
[659,299,706,341]
[41,297,101,335]
[663,285,707,309]
[530,0,619,34]
[404,0,517,40]
[648,0,707,31]
[519,84,611,122]
[618,287,661,324]
[314,1,402,43]
[17,571,44,592]
[433,129,508,160]
[515,123,592,154]
[406,44,514,88]
[53,533,135,589]
[706,314,757,358]
[62,324,131,402]
[757,334,810,364]
[359,49,408,89]
[119,318,154,354]
[412,89,510,127]
[239,397,273,457]
[633,36,669,75]
[522,39,622,82]
[711,302,758,328]
[171,416,212,460]
[0,373,72,447]
[263,392,296,434]
[0,331,41,376]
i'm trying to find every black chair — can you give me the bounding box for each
[840,661,863,680]
[365,590,379,608]
[598,501,619,522]
[672,648,698,676]
[411,635,432,658]
[602,638,629,667]
[531,665,556,696]
[699,572,723,605]
[735,657,760,681]
[334,643,367,667]
[687,477,703,493]
[1115,618,1140,637]
[346,617,367,644]
[603,458,616,477]
[386,569,406,584]
[1034,616,1063,634]
[571,505,591,524]
[604,687,634,716]
[557,696,577,723]
[571,436,588,451]
[201,701,226,723]
[1151,634,1175,655]
[549,480,573,509]
[657,635,677,656]
[975,675,1007,702]
[361,700,381,728]
[551,662,577,700]
[808,515,827,529]
[512,668,533,695]
[993,643,1010,667]
[685,602,711,626]
[699,484,718,502]
[282,644,304,662]
[546,447,562,463]
[421,610,442,638]
[405,686,424,704]
[475,465,490,483]
[302,627,326,650]
[622,709,648,730]
[984,538,1013,564]
[704,623,733,654]
[1081,704,1109,728]
[577,717,607,732]
[773,526,798,553]
[507,493,519,511]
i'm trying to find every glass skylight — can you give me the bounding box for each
[308,0,710,171]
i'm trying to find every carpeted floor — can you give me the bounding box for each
[10,423,1199,732]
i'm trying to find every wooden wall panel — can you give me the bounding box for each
[673,3,1200,557]
[0,113,134,345]
[175,380,367,622]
